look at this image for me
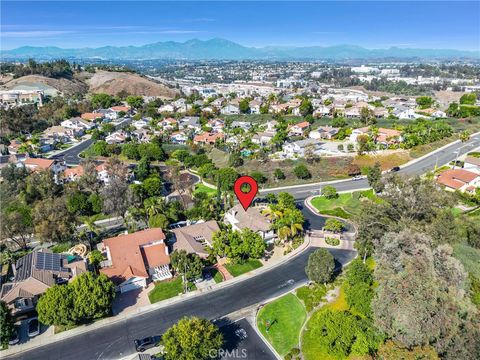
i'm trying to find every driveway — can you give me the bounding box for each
[112,283,153,315]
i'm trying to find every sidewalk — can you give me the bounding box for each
[46,135,92,159]
[2,234,312,357]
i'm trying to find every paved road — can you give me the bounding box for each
[49,117,133,165]
[6,247,355,360]
[261,133,480,200]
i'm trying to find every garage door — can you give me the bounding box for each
[120,278,145,293]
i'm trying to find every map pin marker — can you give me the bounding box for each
[234,176,258,211]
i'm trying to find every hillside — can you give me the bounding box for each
[84,70,178,99]
[0,74,88,96]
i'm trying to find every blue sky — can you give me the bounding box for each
[1,1,479,51]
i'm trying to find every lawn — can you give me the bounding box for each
[194,183,217,196]
[225,259,263,277]
[296,284,328,312]
[453,244,480,279]
[310,189,378,219]
[257,293,307,356]
[148,277,196,304]
[210,268,224,283]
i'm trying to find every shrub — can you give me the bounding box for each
[293,164,311,179]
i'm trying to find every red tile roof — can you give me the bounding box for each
[81,113,102,121]
[110,106,130,112]
[64,166,84,178]
[24,158,55,170]
[100,228,168,285]
[437,169,479,189]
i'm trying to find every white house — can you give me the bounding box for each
[464,156,480,174]
[283,138,323,158]
[132,119,150,130]
[224,204,276,243]
[221,104,240,115]
[170,132,188,145]
[61,117,94,131]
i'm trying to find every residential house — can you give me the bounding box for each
[252,131,275,145]
[158,104,175,113]
[309,126,339,140]
[436,169,480,193]
[132,128,151,143]
[283,138,323,158]
[81,112,103,122]
[265,120,278,132]
[224,204,276,243]
[350,127,402,146]
[160,117,177,130]
[99,228,172,293]
[211,97,225,108]
[63,165,85,182]
[8,140,23,154]
[43,126,79,142]
[132,119,150,130]
[179,116,201,133]
[221,104,240,115]
[313,105,332,117]
[94,109,117,121]
[110,105,131,118]
[171,220,220,258]
[393,107,421,120]
[105,131,127,144]
[193,132,225,145]
[249,100,262,114]
[0,250,87,315]
[464,156,480,174]
[207,119,225,132]
[170,131,188,145]
[230,121,251,131]
[288,121,310,137]
[23,157,65,174]
[61,117,95,132]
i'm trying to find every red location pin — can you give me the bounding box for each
[234,176,258,211]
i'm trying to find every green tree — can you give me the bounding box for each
[377,340,439,360]
[37,284,75,326]
[239,98,250,114]
[416,96,434,109]
[91,93,116,109]
[171,250,203,283]
[162,317,223,360]
[273,168,285,180]
[299,98,313,116]
[143,175,163,197]
[321,185,338,199]
[126,95,144,109]
[324,218,343,233]
[305,248,335,285]
[366,162,383,193]
[250,171,267,184]
[293,164,311,179]
[228,152,243,167]
[88,250,105,270]
[210,228,265,262]
[0,301,14,347]
[135,157,151,181]
[459,93,477,105]
[70,272,115,322]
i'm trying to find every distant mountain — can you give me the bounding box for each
[2,38,478,60]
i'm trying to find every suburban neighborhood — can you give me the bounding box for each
[1,1,480,360]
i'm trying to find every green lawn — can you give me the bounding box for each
[257,293,307,356]
[210,268,224,283]
[194,183,217,196]
[311,190,378,219]
[225,259,263,277]
[296,284,327,312]
[148,277,196,304]
[453,244,480,279]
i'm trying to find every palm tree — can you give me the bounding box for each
[262,207,283,221]
[143,197,166,219]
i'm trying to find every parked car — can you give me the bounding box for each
[352,175,363,181]
[390,166,401,172]
[134,336,161,352]
[27,317,40,338]
[203,270,212,281]
[9,325,20,345]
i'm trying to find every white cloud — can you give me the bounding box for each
[2,30,75,38]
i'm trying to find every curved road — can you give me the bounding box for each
[9,133,479,360]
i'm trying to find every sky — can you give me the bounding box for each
[1,1,479,51]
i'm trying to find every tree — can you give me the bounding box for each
[162,317,223,360]
[126,95,144,109]
[356,134,370,155]
[210,228,265,262]
[299,98,313,116]
[70,273,115,322]
[273,168,285,181]
[91,93,116,109]
[372,231,479,359]
[88,250,105,271]
[360,107,375,125]
[171,250,203,284]
[250,171,267,184]
[321,185,338,199]
[0,301,14,347]
[34,196,75,243]
[416,96,434,109]
[377,340,439,360]
[239,98,250,114]
[366,162,383,193]
[135,157,151,181]
[459,93,477,105]
[101,157,131,217]
[459,130,470,143]
[305,248,335,285]
[143,175,163,197]
[1,205,32,249]
[293,164,311,179]
[228,152,243,167]
[324,218,343,233]
[37,284,75,326]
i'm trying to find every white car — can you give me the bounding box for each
[352,175,363,181]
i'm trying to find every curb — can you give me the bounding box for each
[2,237,312,357]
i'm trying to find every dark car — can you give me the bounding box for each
[9,325,20,345]
[27,317,40,338]
[203,270,212,281]
[134,336,161,352]
[390,166,401,172]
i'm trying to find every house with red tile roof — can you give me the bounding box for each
[23,158,66,175]
[436,169,480,193]
[99,228,172,293]
[288,121,310,136]
[81,112,103,121]
[193,132,225,145]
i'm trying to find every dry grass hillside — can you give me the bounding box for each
[85,70,178,99]
[0,74,88,96]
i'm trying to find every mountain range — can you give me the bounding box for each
[1,38,479,60]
